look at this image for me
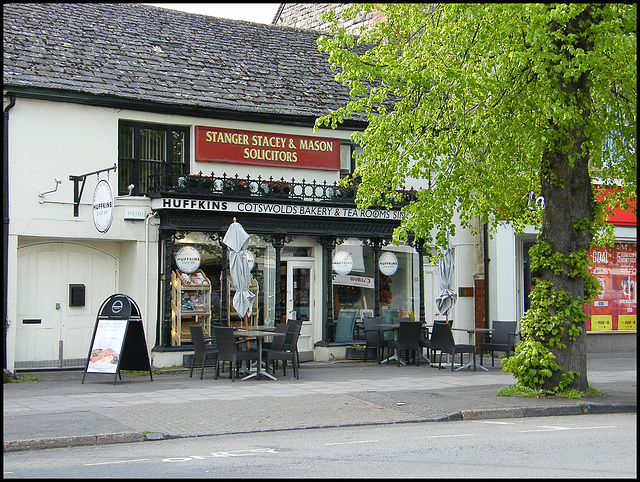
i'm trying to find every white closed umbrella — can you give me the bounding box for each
[435,240,457,324]
[223,218,256,331]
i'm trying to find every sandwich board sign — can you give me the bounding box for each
[82,294,152,384]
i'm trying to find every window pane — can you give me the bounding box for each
[119,125,134,158]
[118,159,134,192]
[140,128,166,161]
[171,130,186,164]
[138,160,163,193]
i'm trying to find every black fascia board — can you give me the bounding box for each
[3,86,368,131]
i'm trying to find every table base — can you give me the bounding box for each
[381,350,430,366]
[455,361,488,371]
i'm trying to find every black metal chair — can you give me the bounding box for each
[387,321,422,366]
[189,324,218,380]
[260,323,288,372]
[379,309,396,343]
[262,323,288,350]
[418,325,432,363]
[286,319,303,369]
[430,321,476,371]
[362,317,389,363]
[263,322,302,379]
[212,325,258,381]
[480,320,519,367]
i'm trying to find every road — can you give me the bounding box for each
[3,413,636,478]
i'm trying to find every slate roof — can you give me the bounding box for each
[3,3,360,124]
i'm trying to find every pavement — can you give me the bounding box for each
[3,353,636,452]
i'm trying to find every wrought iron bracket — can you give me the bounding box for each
[69,163,116,217]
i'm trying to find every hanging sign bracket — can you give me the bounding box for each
[69,163,117,217]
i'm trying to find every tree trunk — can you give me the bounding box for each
[537,7,598,392]
[539,142,594,391]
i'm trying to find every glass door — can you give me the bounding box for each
[286,261,314,323]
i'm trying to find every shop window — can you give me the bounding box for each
[118,121,189,196]
[165,232,276,346]
[332,240,420,342]
[333,241,374,323]
[379,245,420,320]
[281,246,313,257]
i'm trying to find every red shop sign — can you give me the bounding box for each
[595,185,637,226]
[195,126,340,171]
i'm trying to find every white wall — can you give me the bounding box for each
[489,225,519,323]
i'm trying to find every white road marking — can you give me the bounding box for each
[84,458,149,466]
[471,420,516,425]
[520,425,616,433]
[427,433,476,439]
[326,440,380,446]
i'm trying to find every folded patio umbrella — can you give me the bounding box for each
[222,218,256,331]
[435,240,457,324]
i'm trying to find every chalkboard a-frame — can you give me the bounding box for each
[82,294,153,385]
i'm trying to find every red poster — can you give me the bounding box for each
[195,126,340,171]
[585,243,636,331]
[614,244,637,331]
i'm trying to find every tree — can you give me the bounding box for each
[315,4,636,391]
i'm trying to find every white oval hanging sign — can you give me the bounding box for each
[175,246,201,273]
[379,252,398,276]
[332,251,353,275]
[92,180,114,233]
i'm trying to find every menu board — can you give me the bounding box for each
[86,319,127,373]
[585,243,636,331]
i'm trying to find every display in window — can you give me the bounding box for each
[379,274,392,306]
[171,269,212,345]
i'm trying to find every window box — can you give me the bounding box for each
[345,346,376,360]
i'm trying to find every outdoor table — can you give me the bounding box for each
[451,327,493,371]
[233,329,285,381]
[375,322,430,366]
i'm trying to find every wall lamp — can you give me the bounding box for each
[38,178,62,202]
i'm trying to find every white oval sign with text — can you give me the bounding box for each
[92,180,114,233]
[379,252,398,276]
[175,246,201,273]
[332,251,353,275]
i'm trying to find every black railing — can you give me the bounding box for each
[147,171,418,206]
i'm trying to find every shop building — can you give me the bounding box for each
[3,4,634,371]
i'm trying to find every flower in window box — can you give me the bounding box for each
[268,180,290,195]
[334,183,357,199]
[185,174,212,189]
[403,188,417,202]
[224,179,248,191]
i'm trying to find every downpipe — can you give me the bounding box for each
[4,94,16,370]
